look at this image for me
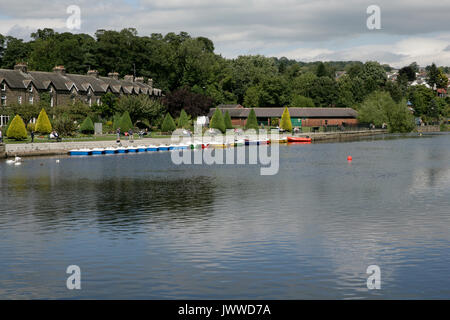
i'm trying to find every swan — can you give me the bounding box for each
[14,156,21,162]
[6,159,15,164]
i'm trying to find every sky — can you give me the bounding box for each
[1,0,450,68]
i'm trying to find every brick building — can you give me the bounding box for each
[0,63,162,126]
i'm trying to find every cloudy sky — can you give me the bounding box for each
[1,0,450,68]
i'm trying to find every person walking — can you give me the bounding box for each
[128,129,133,143]
[116,128,121,143]
[31,130,35,143]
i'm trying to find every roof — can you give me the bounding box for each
[216,104,244,109]
[0,68,159,95]
[208,107,358,119]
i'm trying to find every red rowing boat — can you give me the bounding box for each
[287,137,312,143]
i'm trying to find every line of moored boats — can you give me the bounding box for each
[68,137,312,156]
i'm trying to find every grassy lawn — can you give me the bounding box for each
[3,132,174,144]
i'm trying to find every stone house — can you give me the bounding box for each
[0,63,162,126]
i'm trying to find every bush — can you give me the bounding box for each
[177,109,190,128]
[6,115,28,140]
[161,113,176,132]
[80,116,95,134]
[280,107,292,132]
[26,123,35,132]
[245,108,259,130]
[210,108,226,133]
[53,116,78,136]
[224,110,233,129]
[35,108,52,134]
[119,111,133,132]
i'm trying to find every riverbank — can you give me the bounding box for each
[2,130,387,158]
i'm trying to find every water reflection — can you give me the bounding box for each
[0,133,449,299]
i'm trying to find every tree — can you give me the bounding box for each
[358,91,414,133]
[426,63,440,89]
[244,108,259,130]
[398,65,416,82]
[93,92,117,118]
[224,110,233,129]
[177,109,190,128]
[80,116,95,134]
[162,87,214,117]
[119,111,133,132]
[35,108,52,134]
[210,108,226,133]
[280,107,293,132]
[6,115,27,140]
[291,94,315,108]
[161,113,176,132]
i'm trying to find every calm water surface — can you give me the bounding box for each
[1,133,449,299]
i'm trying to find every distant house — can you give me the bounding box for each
[208,107,358,127]
[437,88,447,98]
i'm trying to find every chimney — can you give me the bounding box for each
[87,70,99,78]
[124,75,134,82]
[148,78,153,91]
[14,62,28,73]
[108,72,119,80]
[53,65,66,75]
[135,77,144,83]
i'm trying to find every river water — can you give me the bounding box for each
[1,133,449,299]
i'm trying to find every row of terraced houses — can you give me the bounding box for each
[0,63,162,126]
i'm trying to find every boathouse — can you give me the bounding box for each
[208,107,358,127]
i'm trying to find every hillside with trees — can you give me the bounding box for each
[1,28,449,133]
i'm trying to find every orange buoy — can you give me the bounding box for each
[347,156,353,161]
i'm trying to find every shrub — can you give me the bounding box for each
[112,113,122,130]
[35,108,52,134]
[280,107,293,132]
[26,122,36,132]
[53,116,78,136]
[119,111,133,132]
[210,108,226,133]
[244,108,259,130]
[80,116,95,134]
[161,113,176,132]
[6,115,28,140]
[224,110,233,129]
[177,109,190,128]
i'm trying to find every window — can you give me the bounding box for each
[87,97,92,107]
[97,98,101,105]
[1,95,6,106]
[0,115,10,126]
[18,96,22,104]
[50,97,54,107]
[29,96,34,105]
[1,83,6,92]
[28,85,33,93]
